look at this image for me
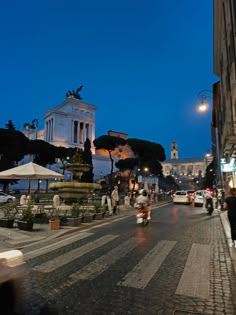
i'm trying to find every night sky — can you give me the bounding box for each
[0,0,218,159]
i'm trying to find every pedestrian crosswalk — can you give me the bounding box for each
[118,240,176,289]
[25,231,211,299]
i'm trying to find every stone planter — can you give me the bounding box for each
[94,213,104,220]
[67,217,82,227]
[17,220,34,231]
[82,214,93,223]
[0,218,14,228]
[104,211,111,218]
[49,219,60,230]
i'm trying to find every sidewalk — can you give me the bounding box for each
[219,209,236,274]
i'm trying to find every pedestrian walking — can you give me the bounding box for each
[124,192,131,209]
[223,187,236,247]
[111,185,119,215]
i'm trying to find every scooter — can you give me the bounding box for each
[205,197,214,215]
[135,203,149,226]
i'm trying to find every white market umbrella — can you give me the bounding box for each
[0,162,64,193]
[0,162,64,179]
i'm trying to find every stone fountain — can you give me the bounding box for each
[48,149,101,201]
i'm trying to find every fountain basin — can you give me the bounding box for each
[49,181,102,200]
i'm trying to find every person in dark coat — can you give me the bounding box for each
[223,188,236,247]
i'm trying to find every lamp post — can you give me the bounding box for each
[197,89,224,189]
[197,90,214,112]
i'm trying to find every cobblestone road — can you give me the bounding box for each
[5,204,236,314]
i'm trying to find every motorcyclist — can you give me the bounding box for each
[204,191,214,215]
[135,189,151,220]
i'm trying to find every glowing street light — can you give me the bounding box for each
[197,90,213,112]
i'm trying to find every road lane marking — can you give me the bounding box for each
[33,234,118,273]
[117,240,176,289]
[69,237,144,281]
[175,243,211,299]
[24,232,93,260]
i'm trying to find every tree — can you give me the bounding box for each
[93,135,127,187]
[81,138,94,183]
[202,159,216,189]
[5,120,16,131]
[0,128,30,191]
[126,138,166,176]
[115,158,139,191]
[28,140,57,166]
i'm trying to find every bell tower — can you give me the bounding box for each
[171,141,178,160]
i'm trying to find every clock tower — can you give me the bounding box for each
[171,141,178,160]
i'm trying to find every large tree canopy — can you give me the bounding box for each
[28,140,57,166]
[94,135,127,186]
[0,128,30,170]
[126,138,166,176]
[0,128,30,190]
[115,157,139,191]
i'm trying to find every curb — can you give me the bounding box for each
[219,210,236,274]
[10,201,171,248]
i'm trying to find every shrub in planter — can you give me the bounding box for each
[82,214,93,223]
[0,202,18,228]
[17,203,34,231]
[66,202,83,226]
[93,205,106,220]
[71,202,82,218]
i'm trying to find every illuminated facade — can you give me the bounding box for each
[162,142,206,177]
[44,97,96,154]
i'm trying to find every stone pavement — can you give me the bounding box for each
[0,200,170,250]
[1,201,236,275]
[1,201,236,314]
[20,202,236,315]
[0,201,235,275]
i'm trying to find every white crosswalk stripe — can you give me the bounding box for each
[117,240,176,289]
[24,232,93,260]
[26,231,211,299]
[33,234,118,273]
[175,243,211,299]
[70,237,144,281]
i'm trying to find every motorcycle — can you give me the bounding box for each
[205,196,214,215]
[135,203,149,226]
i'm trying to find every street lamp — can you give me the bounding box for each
[197,90,214,112]
[197,89,224,189]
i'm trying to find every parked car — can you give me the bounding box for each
[0,192,16,203]
[193,190,205,207]
[173,191,191,204]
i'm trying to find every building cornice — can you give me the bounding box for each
[44,98,97,119]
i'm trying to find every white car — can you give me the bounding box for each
[0,192,16,203]
[173,191,191,205]
[193,190,205,207]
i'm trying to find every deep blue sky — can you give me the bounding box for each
[0,0,218,159]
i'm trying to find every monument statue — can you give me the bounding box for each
[66,85,83,99]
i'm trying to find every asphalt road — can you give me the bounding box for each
[8,203,236,314]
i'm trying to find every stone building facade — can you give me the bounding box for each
[162,142,207,177]
[214,0,236,188]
